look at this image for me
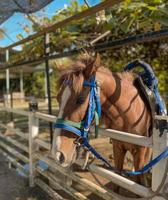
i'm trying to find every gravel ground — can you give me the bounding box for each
[0,153,51,200]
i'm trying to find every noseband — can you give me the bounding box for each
[54,76,114,168]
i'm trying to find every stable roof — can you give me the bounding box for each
[0,0,53,25]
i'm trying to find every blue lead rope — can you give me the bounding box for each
[126,147,168,175]
[54,123,168,175]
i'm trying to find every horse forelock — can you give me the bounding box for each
[57,54,95,94]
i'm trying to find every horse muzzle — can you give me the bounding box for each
[54,149,77,168]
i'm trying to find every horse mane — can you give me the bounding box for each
[58,54,94,94]
[57,54,134,93]
[118,72,134,83]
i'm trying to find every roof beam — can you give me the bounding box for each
[1,28,167,70]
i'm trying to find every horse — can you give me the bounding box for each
[51,53,152,186]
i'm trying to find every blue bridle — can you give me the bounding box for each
[54,75,168,176]
[54,76,115,169]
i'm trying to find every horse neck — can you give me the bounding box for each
[97,71,123,105]
[97,71,151,135]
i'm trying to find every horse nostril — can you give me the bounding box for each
[55,151,65,164]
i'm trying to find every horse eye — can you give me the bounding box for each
[76,96,84,105]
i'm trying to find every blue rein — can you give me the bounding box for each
[54,76,114,169]
[54,75,168,176]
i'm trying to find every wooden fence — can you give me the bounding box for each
[0,107,167,200]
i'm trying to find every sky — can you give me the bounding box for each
[0,0,99,48]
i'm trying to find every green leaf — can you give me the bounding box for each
[16,34,24,40]
[120,18,135,33]
[147,6,158,11]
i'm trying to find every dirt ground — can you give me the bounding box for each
[0,153,51,200]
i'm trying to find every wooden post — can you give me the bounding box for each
[44,70,48,104]
[44,33,53,142]
[5,50,10,107]
[28,111,39,187]
[152,121,168,200]
[20,69,24,103]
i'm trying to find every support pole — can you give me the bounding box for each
[20,69,24,102]
[44,70,48,104]
[152,123,168,199]
[28,104,39,187]
[5,50,10,107]
[44,33,53,142]
[4,50,14,135]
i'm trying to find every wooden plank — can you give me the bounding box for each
[87,163,154,198]
[35,138,50,150]
[35,112,56,123]
[1,0,122,51]
[97,128,152,147]
[0,133,28,153]
[35,178,65,200]
[37,166,88,200]
[0,122,28,140]
[0,107,29,116]
[35,153,115,200]
[152,128,168,200]
[0,141,29,163]
[29,112,39,187]
[0,150,28,176]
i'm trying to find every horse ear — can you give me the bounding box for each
[84,53,101,79]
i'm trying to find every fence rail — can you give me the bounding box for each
[0,107,167,200]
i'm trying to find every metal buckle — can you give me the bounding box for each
[74,137,83,147]
[84,128,89,132]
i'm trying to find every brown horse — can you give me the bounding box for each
[51,53,152,185]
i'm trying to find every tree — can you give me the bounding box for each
[8,0,168,101]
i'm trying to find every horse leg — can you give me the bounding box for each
[112,141,127,193]
[133,146,147,186]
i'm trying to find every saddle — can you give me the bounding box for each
[124,60,167,136]
[134,76,168,137]
[133,76,156,137]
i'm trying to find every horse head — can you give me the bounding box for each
[51,53,101,167]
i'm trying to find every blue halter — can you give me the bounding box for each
[54,75,168,176]
[54,76,115,169]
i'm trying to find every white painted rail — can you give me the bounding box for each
[0,107,167,200]
[0,107,29,116]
